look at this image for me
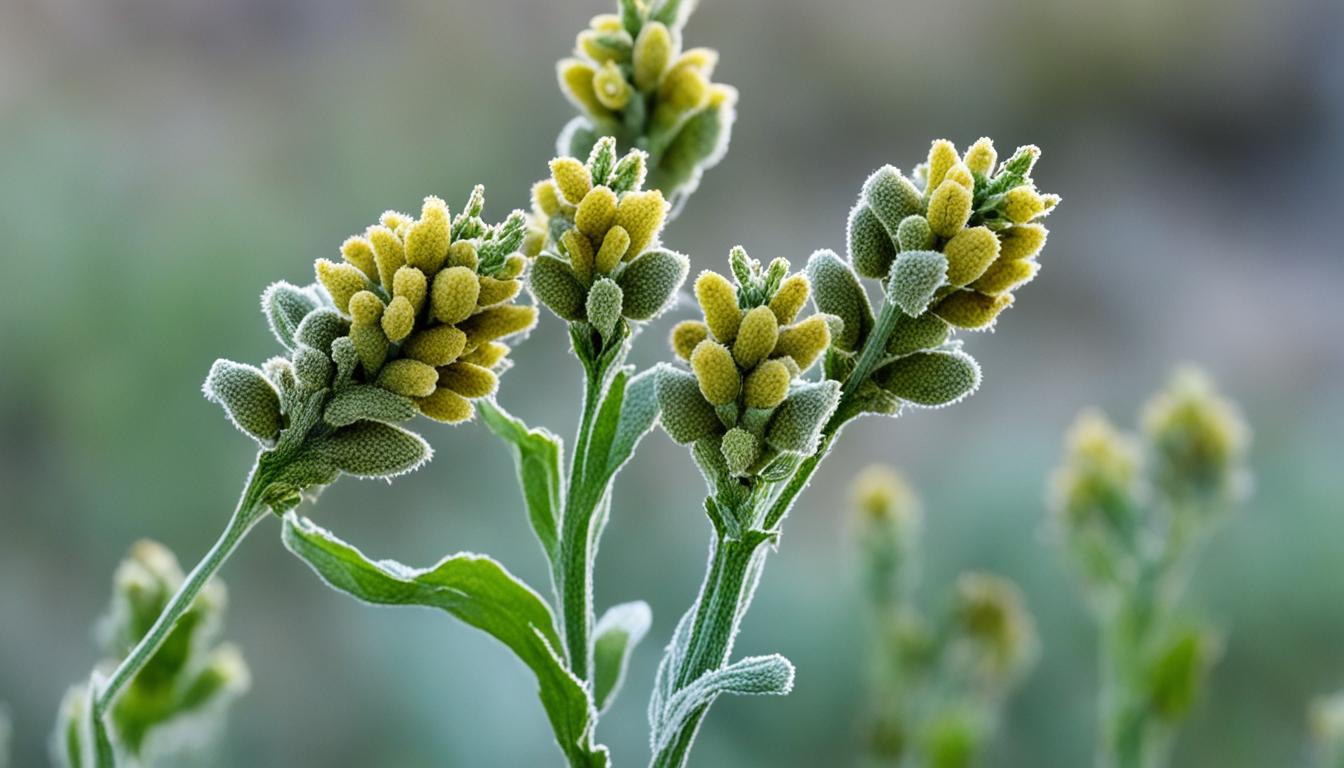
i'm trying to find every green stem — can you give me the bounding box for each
[92,463,270,765]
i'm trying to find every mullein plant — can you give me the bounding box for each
[852,466,1037,768]
[55,541,249,767]
[1050,369,1251,768]
[646,138,1057,767]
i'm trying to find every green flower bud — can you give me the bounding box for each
[261,281,321,350]
[404,196,451,273]
[315,259,370,313]
[614,189,667,258]
[461,341,509,369]
[367,225,406,291]
[896,214,934,252]
[943,226,1001,287]
[532,180,562,218]
[576,185,618,240]
[417,387,474,423]
[768,274,811,325]
[872,350,980,407]
[350,323,389,375]
[1140,368,1251,507]
[562,228,596,285]
[887,250,948,317]
[457,304,538,348]
[1049,409,1142,534]
[530,255,587,321]
[765,380,840,455]
[933,290,1013,330]
[586,277,624,337]
[773,314,831,372]
[721,427,760,476]
[595,225,630,275]
[633,21,674,91]
[314,421,431,478]
[447,240,479,270]
[438,361,498,399]
[593,60,632,110]
[550,156,594,205]
[690,339,741,405]
[204,360,283,444]
[392,265,429,314]
[376,358,438,398]
[657,365,722,444]
[926,180,973,239]
[886,311,950,356]
[944,162,974,190]
[847,203,897,280]
[431,265,481,325]
[953,572,1039,685]
[863,165,924,236]
[381,295,416,342]
[402,325,468,367]
[1003,186,1045,223]
[806,249,873,352]
[743,359,790,409]
[558,58,611,123]
[695,270,742,342]
[617,247,689,320]
[293,343,334,390]
[733,306,779,369]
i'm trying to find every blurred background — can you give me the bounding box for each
[2,0,1342,765]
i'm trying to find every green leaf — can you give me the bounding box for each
[261,281,322,351]
[203,359,283,446]
[871,349,980,408]
[310,421,431,478]
[593,601,652,713]
[323,385,418,427]
[887,250,948,317]
[282,515,607,767]
[652,654,795,752]
[478,400,563,564]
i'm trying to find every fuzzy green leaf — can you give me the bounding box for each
[656,365,721,444]
[593,601,652,713]
[765,380,841,455]
[261,282,322,351]
[310,421,431,478]
[886,311,951,356]
[323,385,418,427]
[887,250,948,317]
[652,654,795,753]
[293,309,350,355]
[847,203,896,280]
[871,349,980,407]
[530,255,588,322]
[478,401,564,564]
[806,249,874,352]
[203,360,283,445]
[616,248,689,320]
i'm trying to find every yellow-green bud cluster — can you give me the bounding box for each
[847,138,1057,333]
[528,138,688,336]
[55,540,249,764]
[657,247,840,479]
[555,0,738,205]
[1140,367,1251,508]
[1049,409,1144,535]
[950,572,1040,687]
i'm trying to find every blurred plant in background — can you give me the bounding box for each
[1311,692,1344,768]
[54,542,248,767]
[853,465,1037,768]
[1050,368,1251,768]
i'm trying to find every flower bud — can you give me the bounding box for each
[376,359,438,398]
[437,361,498,399]
[392,265,428,314]
[402,325,467,367]
[886,311,950,356]
[671,321,710,361]
[576,185,618,241]
[768,274,811,325]
[998,224,1048,261]
[204,360,283,444]
[1140,368,1251,507]
[765,380,840,454]
[863,165,924,236]
[691,339,741,405]
[381,295,416,342]
[557,58,611,122]
[1003,186,1045,223]
[550,156,594,205]
[943,227,1001,287]
[457,305,538,348]
[614,189,667,257]
[743,359,791,409]
[417,387,474,423]
[933,290,1013,330]
[695,271,742,342]
[925,139,959,192]
[721,427,760,476]
[733,306,780,369]
[431,266,481,325]
[972,258,1039,296]
[367,225,406,291]
[477,276,522,307]
[633,21,673,91]
[926,180,973,239]
[847,203,897,280]
[963,137,997,177]
[773,314,831,371]
[340,236,379,281]
[404,196,451,273]
[595,225,630,275]
[593,60,631,110]
[586,277,624,338]
[656,366,722,444]
[887,250,948,317]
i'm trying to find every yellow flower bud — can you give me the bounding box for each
[963,137,997,177]
[562,228,596,285]
[340,236,379,281]
[768,275,810,325]
[417,387,474,423]
[943,226,1001,287]
[944,162,974,190]
[614,189,667,257]
[461,341,509,368]
[595,225,630,275]
[690,339,741,406]
[852,464,919,523]
[1004,187,1045,223]
[550,156,593,205]
[348,290,384,326]
[401,325,467,367]
[773,314,831,371]
[926,139,959,191]
[392,266,428,314]
[593,61,631,110]
[933,290,1013,330]
[926,180,973,239]
[589,14,622,33]
[458,305,538,347]
[351,322,389,374]
[476,276,521,308]
[633,21,673,92]
[403,196,450,273]
[972,258,1039,296]
[675,48,719,76]
[998,224,1048,261]
[376,358,438,398]
[671,320,710,361]
[532,180,562,217]
[381,295,416,342]
[447,240,478,270]
[367,225,406,291]
[576,185,618,241]
[656,64,709,119]
[315,259,369,313]
[500,254,526,280]
[695,271,742,342]
[733,306,779,369]
[380,210,411,231]
[437,361,498,399]
[557,58,611,121]
[431,266,481,325]
[743,359,791,409]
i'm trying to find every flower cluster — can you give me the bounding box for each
[556,0,737,205]
[657,247,839,481]
[56,541,248,766]
[528,138,688,339]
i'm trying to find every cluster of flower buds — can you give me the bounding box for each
[555,0,737,205]
[528,138,689,339]
[204,187,535,506]
[1141,367,1252,510]
[948,572,1040,688]
[55,541,248,766]
[657,247,840,482]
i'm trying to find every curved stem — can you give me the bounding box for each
[91,462,270,757]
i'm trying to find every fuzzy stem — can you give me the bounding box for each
[91,462,270,765]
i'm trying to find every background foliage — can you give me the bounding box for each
[1,0,1341,765]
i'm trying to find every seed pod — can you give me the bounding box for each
[934,290,1013,330]
[633,21,673,91]
[998,224,1048,261]
[743,359,791,409]
[614,190,667,257]
[457,304,538,347]
[671,320,710,361]
[694,271,741,342]
[847,203,897,280]
[381,295,416,342]
[476,276,521,307]
[766,380,840,454]
[340,236,379,282]
[576,185,618,240]
[315,259,369,313]
[558,58,611,122]
[367,225,406,291]
[431,266,481,325]
[973,258,1039,295]
[438,361,498,399]
[593,61,631,110]
[402,325,468,367]
[393,266,429,314]
[963,137,997,177]
[886,311,951,356]
[926,180,973,239]
[926,139,959,192]
[1003,187,1045,223]
[616,247,688,320]
[721,427,760,476]
[204,360,283,444]
[806,249,873,352]
[586,277,624,338]
[872,350,980,407]
[896,214,934,252]
[529,255,587,321]
[595,226,630,275]
[863,166,924,235]
[768,274,810,325]
[656,366,723,444]
[887,250,948,317]
[376,359,438,398]
[943,227,1001,287]
[404,196,451,273]
[773,314,831,371]
[733,306,779,369]
[690,340,741,405]
[417,387,474,423]
[317,421,431,478]
[550,156,593,205]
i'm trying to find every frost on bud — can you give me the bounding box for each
[848,203,897,280]
[351,323,389,375]
[863,165,924,236]
[1003,186,1046,223]
[376,359,438,398]
[576,185,619,240]
[887,250,949,317]
[1140,368,1251,508]
[925,139,960,192]
[340,236,379,282]
[671,321,710,361]
[886,311,950,357]
[617,247,689,320]
[315,259,370,313]
[261,281,321,350]
[952,572,1039,685]
[381,295,416,342]
[943,227,1001,287]
[551,156,594,205]
[897,215,934,252]
[404,196,451,273]
[695,270,742,342]
[596,226,631,276]
[457,304,538,347]
[806,249,873,352]
[721,427,760,476]
[563,229,596,285]
[633,21,673,91]
[743,359,791,409]
[532,180,562,217]
[972,258,1039,296]
[657,366,722,444]
[477,276,522,308]
[293,344,334,390]
[768,274,810,325]
[614,189,668,257]
[314,421,431,478]
[402,325,468,367]
[437,362,498,399]
[963,137,997,177]
[872,350,980,407]
[933,290,1013,330]
[558,59,610,122]
[368,225,406,291]
[204,360,283,445]
[294,309,349,355]
[765,380,841,455]
[417,387,474,424]
[587,277,625,338]
[773,314,831,372]
[392,266,429,314]
[593,61,632,110]
[691,339,741,406]
[733,306,780,369]
[926,180,973,239]
[431,266,481,325]
[998,224,1048,262]
[530,255,588,321]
